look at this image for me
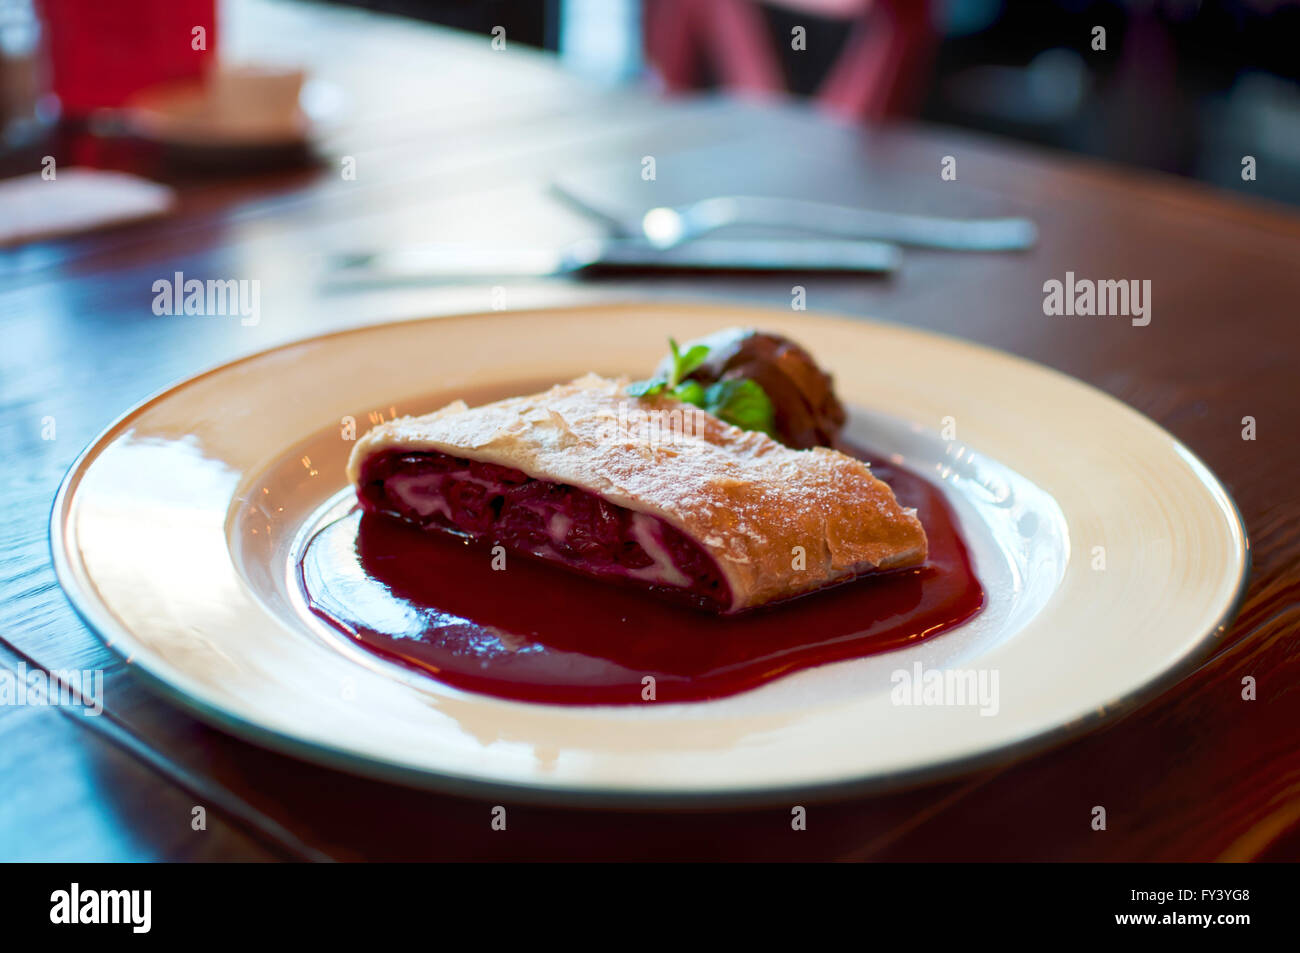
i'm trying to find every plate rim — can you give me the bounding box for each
[48,301,1252,806]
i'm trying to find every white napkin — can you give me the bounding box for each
[0,168,175,246]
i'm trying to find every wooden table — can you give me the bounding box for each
[3,0,1297,862]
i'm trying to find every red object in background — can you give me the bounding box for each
[38,0,217,116]
[645,0,933,122]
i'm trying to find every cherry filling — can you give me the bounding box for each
[357,451,732,611]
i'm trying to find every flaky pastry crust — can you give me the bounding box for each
[347,374,928,611]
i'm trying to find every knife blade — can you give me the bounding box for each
[328,236,900,286]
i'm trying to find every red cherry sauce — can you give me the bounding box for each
[299,449,984,705]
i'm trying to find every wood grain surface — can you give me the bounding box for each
[1,0,1297,861]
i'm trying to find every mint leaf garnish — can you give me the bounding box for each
[667,337,710,387]
[626,337,777,438]
[626,378,666,397]
[627,336,709,399]
[702,378,776,436]
[671,379,706,406]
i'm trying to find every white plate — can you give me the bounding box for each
[51,303,1248,804]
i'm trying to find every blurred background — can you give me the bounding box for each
[2,0,1298,205]
[4,0,1300,201]
[314,0,1300,205]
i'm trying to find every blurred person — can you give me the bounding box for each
[644,0,935,120]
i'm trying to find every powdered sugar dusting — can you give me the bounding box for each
[349,375,927,609]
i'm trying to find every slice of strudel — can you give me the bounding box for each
[347,374,927,613]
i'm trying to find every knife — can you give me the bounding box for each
[328,236,900,285]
